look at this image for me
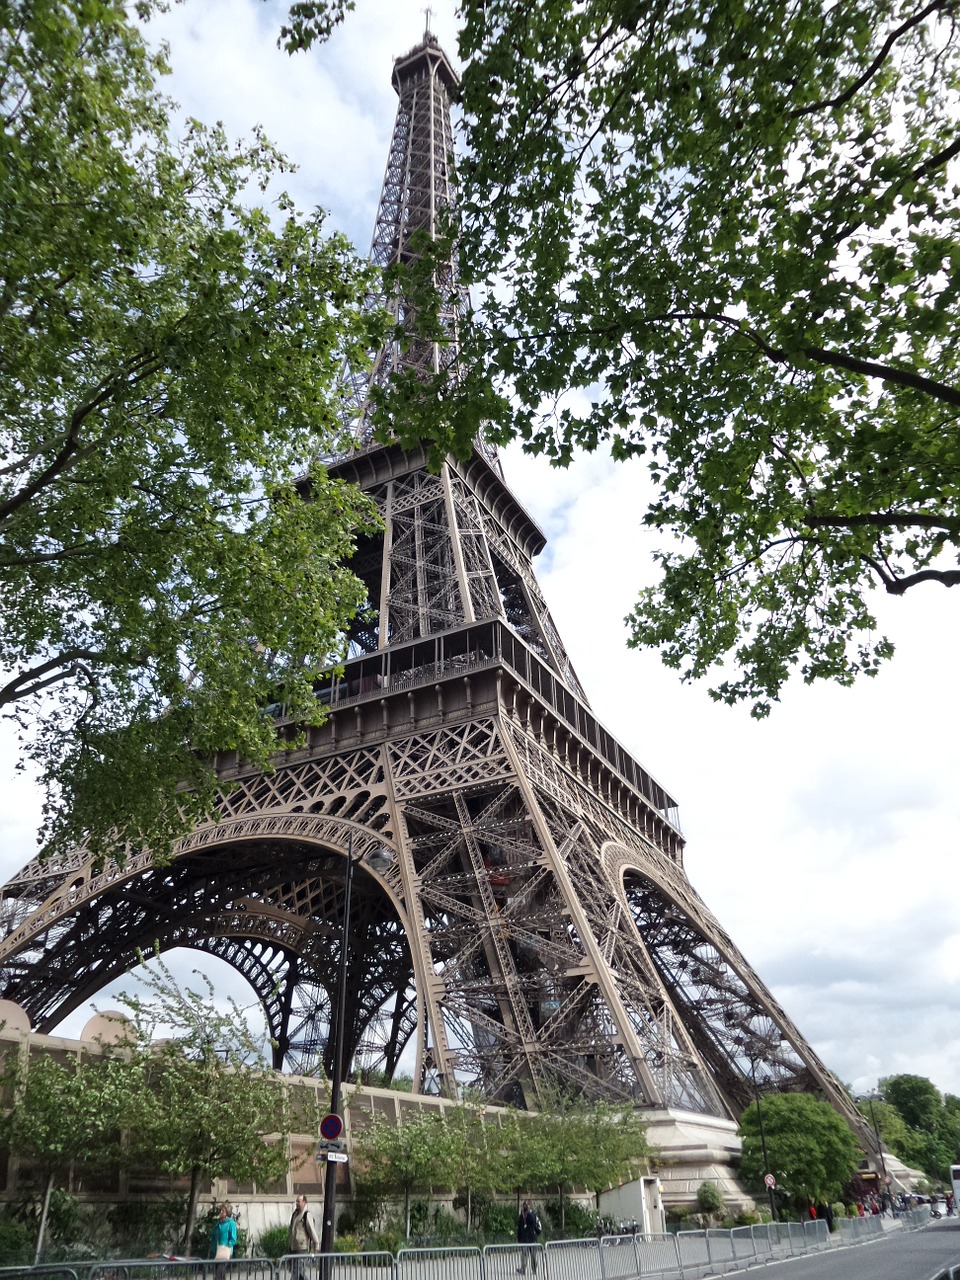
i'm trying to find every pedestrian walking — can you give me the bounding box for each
[289,1194,321,1280]
[211,1202,237,1276]
[516,1200,542,1274]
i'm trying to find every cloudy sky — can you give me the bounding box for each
[1,0,958,1101]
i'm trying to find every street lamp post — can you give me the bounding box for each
[856,1089,891,1209]
[319,837,393,1258]
[750,1059,778,1222]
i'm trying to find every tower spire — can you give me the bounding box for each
[341,32,466,447]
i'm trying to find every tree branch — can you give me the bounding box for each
[804,510,959,533]
[785,0,948,121]
[0,351,162,526]
[857,550,960,594]
[796,343,960,406]
[0,650,107,706]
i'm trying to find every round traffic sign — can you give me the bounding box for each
[320,1112,343,1141]
[764,1174,776,1188]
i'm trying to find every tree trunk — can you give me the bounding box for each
[466,1186,472,1232]
[559,1184,565,1235]
[183,1164,203,1253]
[34,1172,55,1264]
[404,1184,411,1240]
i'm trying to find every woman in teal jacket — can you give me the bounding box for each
[211,1203,238,1260]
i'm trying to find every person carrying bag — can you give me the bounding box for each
[211,1203,237,1262]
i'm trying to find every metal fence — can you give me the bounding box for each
[276,1255,396,1280]
[0,1211,934,1280]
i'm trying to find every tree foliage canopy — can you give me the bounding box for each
[0,957,304,1255]
[874,1074,960,1180]
[353,1093,649,1236]
[110,957,311,1247]
[1,0,385,861]
[738,1092,860,1204]
[281,0,960,714]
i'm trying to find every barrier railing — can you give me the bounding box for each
[396,1246,483,1280]
[834,1213,884,1243]
[0,1206,933,1280]
[631,1234,681,1278]
[901,1206,935,1231]
[481,1244,544,1280]
[544,1237,603,1280]
[276,1255,395,1280]
[596,1235,642,1279]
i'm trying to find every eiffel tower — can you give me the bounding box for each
[0,28,874,1157]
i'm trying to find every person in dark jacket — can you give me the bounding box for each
[516,1201,542,1274]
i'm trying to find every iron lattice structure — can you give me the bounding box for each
[0,32,874,1146]
[340,35,468,450]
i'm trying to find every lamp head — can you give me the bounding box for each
[365,846,394,875]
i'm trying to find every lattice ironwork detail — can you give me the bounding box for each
[340,36,467,448]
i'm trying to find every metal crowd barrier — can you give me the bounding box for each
[595,1235,645,1279]
[902,1205,935,1231]
[0,1206,936,1280]
[633,1233,682,1277]
[481,1243,544,1280]
[544,1238,603,1280]
[396,1246,483,1280]
[834,1212,884,1243]
[275,1255,395,1280]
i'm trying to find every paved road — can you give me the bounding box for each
[751,1219,960,1280]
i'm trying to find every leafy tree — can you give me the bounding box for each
[1,0,385,862]
[445,1103,500,1232]
[0,1049,137,1261]
[276,0,960,714]
[532,1095,649,1230]
[855,1097,914,1162]
[738,1093,860,1205]
[495,1107,553,1208]
[112,957,313,1251]
[882,1074,943,1133]
[879,1074,960,1181]
[353,1109,455,1239]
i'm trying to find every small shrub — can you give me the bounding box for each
[696,1181,724,1217]
[734,1211,760,1227]
[366,1224,403,1255]
[409,1200,429,1238]
[109,1195,188,1255]
[544,1197,593,1238]
[831,1202,846,1221]
[334,1233,361,1253]
[191,1205,219,1258]
[0,1217,33,1266]
[477,1201,517,1241]
[425,1204,462,1242]
[340,1184,387,1237]
[257,1224,289,1260]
